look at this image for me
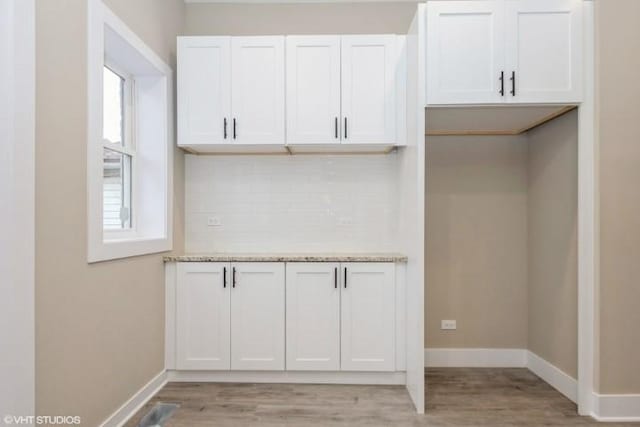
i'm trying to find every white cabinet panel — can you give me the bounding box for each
[231,262,285,370]
[286,263,340,371]
[505,0,582,103]
[341,35,396,144]
[178,34,403,151]
[176,262,230,370]
[231,37,285,145]
[286,36,341,145]
[177,37,231,146]
[341,263,395,371]
[427,1,505,105]
[426,0,583,105]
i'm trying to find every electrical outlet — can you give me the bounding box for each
[207,216,222,227]
[338,217,354,226]
[441,320,457,330]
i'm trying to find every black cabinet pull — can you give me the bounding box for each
[499,71,505,96]
[510,71,516,96]
[223,266,227,288]
[334,267,338,289]
[344,117,348,139]
[335,117,338,139]
[233,118,237,139]
[223,118,228,139]
[232,267,236,288]
[344,267,347,288]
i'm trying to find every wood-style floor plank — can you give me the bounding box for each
[124,369,638,426]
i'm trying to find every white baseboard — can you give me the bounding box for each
[99,370,168,427]
[526,351,578,403]
[425,348,527,368]
[167,370,406,385]
[592,393,640,422]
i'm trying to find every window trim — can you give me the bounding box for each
[87,0,173,263]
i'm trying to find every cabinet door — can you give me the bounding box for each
[286,263,340,371]
[286,36,341,145]
[177,37,231,146]
[231,37,285,145]
[176,262,230,370]
[505,0,583,103]
[341,35,396,144]
[341,263,395,371]
[426,1,505,105]
[230,262,285,370]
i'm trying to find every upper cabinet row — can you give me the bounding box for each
[178,35,401,151]
[427,0,583,105]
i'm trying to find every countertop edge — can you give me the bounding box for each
[163,254,408,263]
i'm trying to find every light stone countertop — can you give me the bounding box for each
[163,253,408,263]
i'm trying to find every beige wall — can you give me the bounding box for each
[184,2,417,35]
[596,0,640,394]
[425,116,579,361]
[527,111,578,378]
[35,1,184,426]
[425,136,529,348]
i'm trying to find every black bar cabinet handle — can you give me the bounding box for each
[223,118,228,139]
[499,71,505,96]
[232,267,236,288]
[223,266,227,288]
[233,118,237,139]
[510,71,516,96]
[334,267,338,289]
[344,117,348,139]
[335,117,338,139]
[344,267,347,289]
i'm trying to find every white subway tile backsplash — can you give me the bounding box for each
[185,154,399,253]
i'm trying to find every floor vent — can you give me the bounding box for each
[136,403,179,427]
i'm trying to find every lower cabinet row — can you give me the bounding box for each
[176,262,396,372]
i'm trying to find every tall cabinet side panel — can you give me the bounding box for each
[400,4,426,414]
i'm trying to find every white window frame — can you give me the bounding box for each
[87,0,173,263]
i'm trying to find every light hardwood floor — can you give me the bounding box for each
[125,369,638,426]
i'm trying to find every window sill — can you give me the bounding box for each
[88,235,172,263]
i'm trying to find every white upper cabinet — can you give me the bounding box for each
[505,0,583,103]
[230,262,285,371]
[178,34,403,151]
[176,262,231,370]
[177,36,285,148]
[231,37,285,144]
[341,263,396,372]
[341,35,397,144]
[286,35,398,146]
[286,263,341,371]
[426,0,583,105]
[286,36,341,145]
[177,37,231,146]
[426,1,505,105]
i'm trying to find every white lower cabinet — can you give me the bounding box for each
[230,262,285,370]
[175,261,396,373]
[176,262,285,371]
[176,262,231,370]
[286,263,341,370]
[341,263,396,371]
[286,262,396,372]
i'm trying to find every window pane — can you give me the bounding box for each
[103,66,124,146]
[103,148,132,230]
